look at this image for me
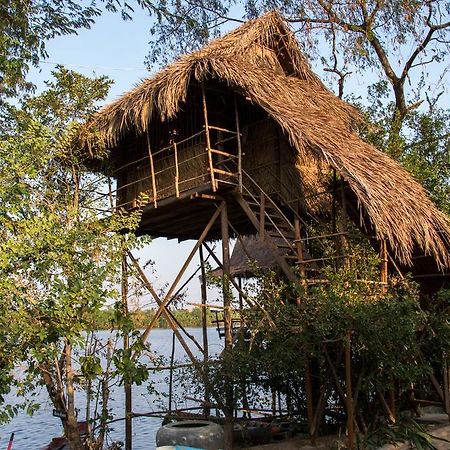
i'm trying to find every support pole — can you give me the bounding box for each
[305,360,315,444]
[339,177,348,256]
[122,253,132,450]
[346,332,354,450]
[128,252,227,414]
[199,245,210,417]
[168,331,176,413]
[443,358,450,417]
[140,203,224,343]
[234,93,243,192]
[380,239,388,292]
[221,203,234,450]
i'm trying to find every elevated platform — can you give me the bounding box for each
[136,184,256,241]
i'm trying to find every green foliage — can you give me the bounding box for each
[0,65,143,439]
[185,245,445,422]
[0,0,159,97]
[360,417,446,450]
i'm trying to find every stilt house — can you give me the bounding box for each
[83,11,450,290]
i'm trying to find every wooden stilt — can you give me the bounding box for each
[127,253,227,414]
[122,253,132,450]
[139,203,224,343]
[199,245,210,417]
[221,202,234,450]
[345,332,355,450]
[168,331,176,414]
[443,359,450,417]
[305,360,315,443]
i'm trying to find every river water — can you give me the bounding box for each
[0,327,224,450]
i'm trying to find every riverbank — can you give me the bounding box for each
[91,306,217,330]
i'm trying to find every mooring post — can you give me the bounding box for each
[122,252,132,450]
[221,202,234,449]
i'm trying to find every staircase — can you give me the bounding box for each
[234,170,320,284]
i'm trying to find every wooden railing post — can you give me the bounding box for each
[201,83,216,191]
[380,239,388,292]
[234,93,243,193]
[146,133,157,208]
[173,142,179,198]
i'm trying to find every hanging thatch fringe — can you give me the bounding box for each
[80,11,450,269]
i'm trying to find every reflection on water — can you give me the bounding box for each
[0,327,223,450]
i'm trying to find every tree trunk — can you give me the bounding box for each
[64,342,84,450]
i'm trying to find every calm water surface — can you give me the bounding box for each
[0,327,223,450]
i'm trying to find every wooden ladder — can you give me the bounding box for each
[234,173,320,283]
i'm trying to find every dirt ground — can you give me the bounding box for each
[242,417,450,450]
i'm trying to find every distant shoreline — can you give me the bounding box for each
[90,307,216,331]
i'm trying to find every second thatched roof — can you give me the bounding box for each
[82,11,450,270]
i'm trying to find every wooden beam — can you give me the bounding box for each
[140,203,224,343]
[127,252,227,414]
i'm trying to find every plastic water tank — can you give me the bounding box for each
[156,420,224,450]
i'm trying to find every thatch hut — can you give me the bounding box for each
[82,11,450,288]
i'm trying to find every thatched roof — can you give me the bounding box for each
[83,11,450,269]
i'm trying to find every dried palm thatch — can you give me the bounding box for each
[82,11,450,269]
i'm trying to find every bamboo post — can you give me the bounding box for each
[305,360,315,444]
[199,245,210,417]
[168,331,176,413]
[346,332,355,450]
[146,133,157,208]
[443,358,450,417]
[173,142,179,197]
[294,218,306,305]
[380,239,388,292]
[202,83,216,191]
[234,93,243,192]
[122,253,132,450]
[294,219,305,276]
[332,169,337,234]
[339,177,349,268]
[221,202,234,450]
[259,191,265,240]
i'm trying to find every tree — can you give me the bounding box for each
[0,0,160,97]
[0,66,149,449]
